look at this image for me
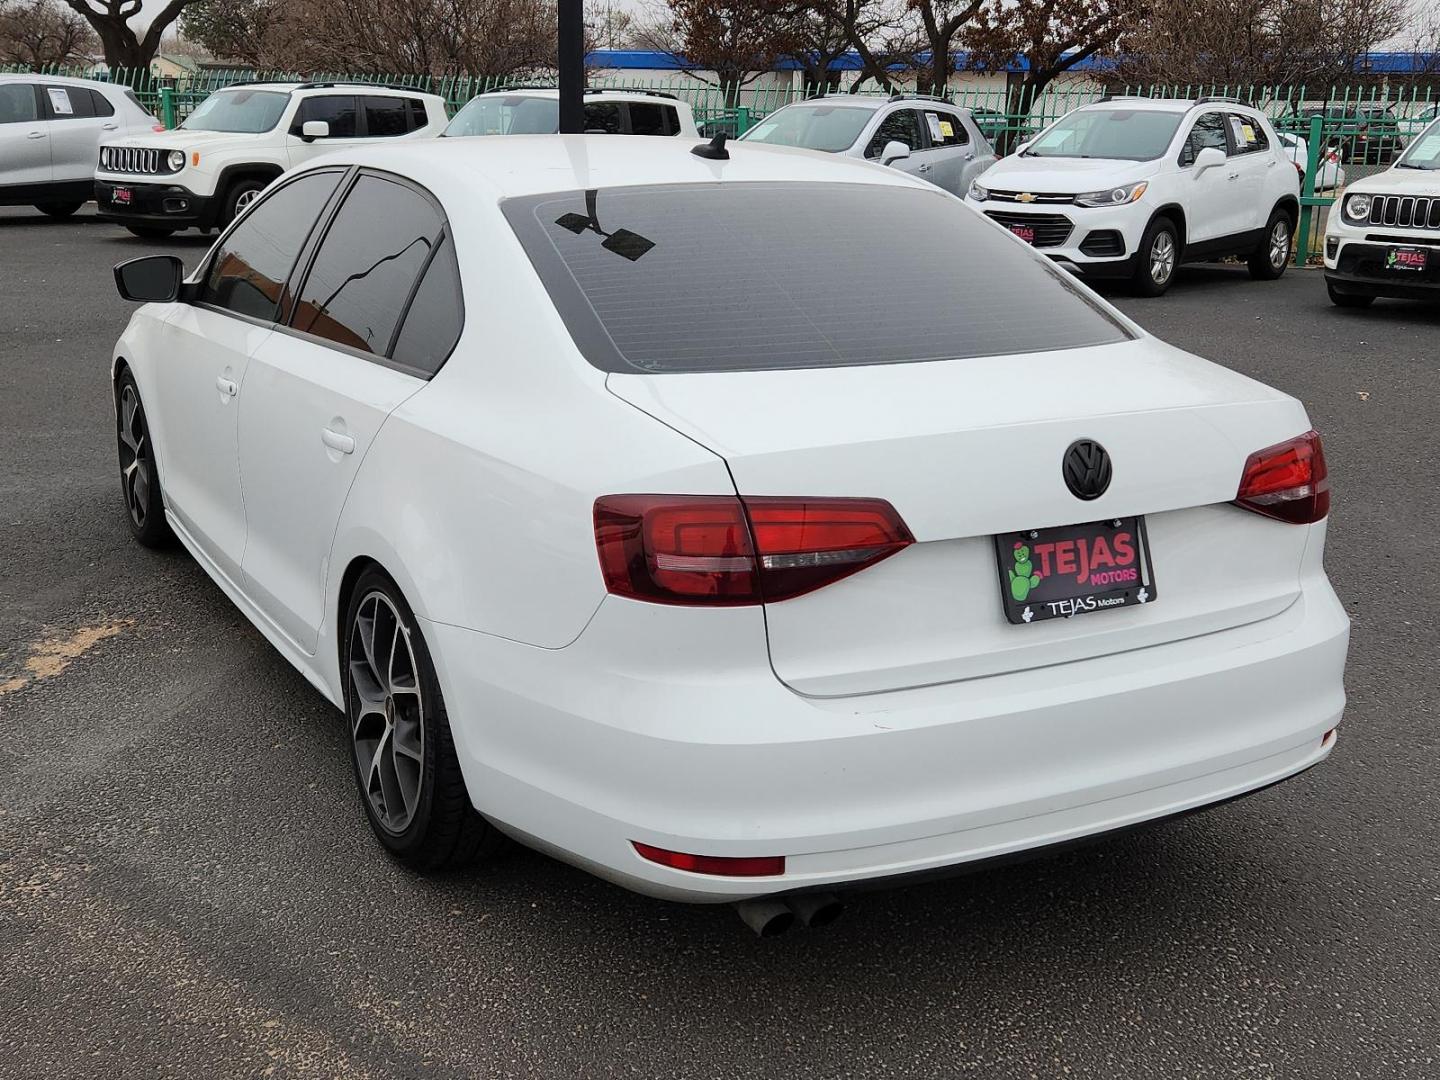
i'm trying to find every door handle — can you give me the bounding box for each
[1227,172,1240,181]
[215,376,238,397]
[102,122,118,130]
[321,427,355,455]
[918,163,932,173]
[27,131,45,140]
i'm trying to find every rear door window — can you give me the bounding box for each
[1228,113,1269,154]
[627,102,673,136]
[363,96,409,137]
[0,83,38,123]
[583,101,622,133]
[291,95,358,137]
[924,110,969,147]
[390,236,464,375]
[44,86,94,119]
[503,182,1131,374]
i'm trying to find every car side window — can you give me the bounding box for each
[290,173,446,360]
[923,110,970,148]
[44,86,94,120]
[290,95,357,137]
[90,89,115,117]
[0,83,38,124]
[628,102,672,136]
[1179,112,1227,165]
[866,109,923,158]
[390,235,464,375]
[202,170,344,322]
[363,96,409,137]
[1228,113,1269,154]
[583,102,622,133]
[406,98,428,131]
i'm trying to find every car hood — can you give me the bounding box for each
[978,156,1159,193]
[101,129,259,151]
[1346,166,1440,196]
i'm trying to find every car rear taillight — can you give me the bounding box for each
[594,495,913,605]
[1235,430,1330,524]
[632,842,784,877]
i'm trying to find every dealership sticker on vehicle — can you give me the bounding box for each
[994,517,1157,625]
[1009,224,1036,244]
[113,186,132,205]
[1386,246,1428,272]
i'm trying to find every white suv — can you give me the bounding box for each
[443,88,699,138]
[967,98,1300,295]
[95,81,448,237]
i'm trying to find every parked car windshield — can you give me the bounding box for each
[740,105,874,153]
[1026,108,1184,161]
[445,95,559,136]
[181,89,289,133]
[503,182,1132,374]
[1395,119,1440,168]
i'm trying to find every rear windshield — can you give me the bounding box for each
[502,182,1132,374]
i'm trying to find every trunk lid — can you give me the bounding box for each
[608,337,1317,697]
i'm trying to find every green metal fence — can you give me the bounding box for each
[8,63,1438,264]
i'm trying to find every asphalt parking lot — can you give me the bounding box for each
[2,203,1438,1080]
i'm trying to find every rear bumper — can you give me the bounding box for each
[94,178,219,230]
[424,573,1349,903]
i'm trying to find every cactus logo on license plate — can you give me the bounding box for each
[994,517,1157,625]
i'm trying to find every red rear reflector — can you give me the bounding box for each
[633,842,785,877]
[594,495,912,605]
[1234,430,1330,525]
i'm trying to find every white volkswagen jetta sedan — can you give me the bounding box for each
[109,135,1348,928]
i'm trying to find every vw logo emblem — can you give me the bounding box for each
[1063,439,1112,500]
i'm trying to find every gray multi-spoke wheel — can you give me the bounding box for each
[1249,210,1294,280]
[1133,217,1180,297]
[221,178,267,227]
[341,566,506,869]
[115,370,172,547]
[233,187,261,216]
[1149,231,1176,286]
[349,591,426,834]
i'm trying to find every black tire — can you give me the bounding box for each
[36,201,83,219]
[115,368,173,548]
[1327,282,1376,308]
[1132,217,1180,297]
[343,567,506,871]
[219,177,268,227]
[126,225,175,239]
[1248,210,1293,280]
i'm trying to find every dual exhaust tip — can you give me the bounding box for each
[735,892,844,937]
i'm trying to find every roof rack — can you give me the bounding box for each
[1194,95,1248,106]
[294,81,428,94]
[588,87,679,100]
[889,91,952,104]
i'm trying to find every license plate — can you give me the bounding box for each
[1009,224,1036,244]
[995,517,1157,625]
[1386,245,1428,272]
[112,186,132,205]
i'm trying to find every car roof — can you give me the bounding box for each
[212,82,441,99]
[1077,97,1262,115]
[779,96,971,114]
[0,73,120,89]
[313,133,930,202]
[471,88,685,105]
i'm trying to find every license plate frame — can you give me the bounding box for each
[995,517,1157,626]
[1386,245,1428,272]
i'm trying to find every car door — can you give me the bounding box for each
[863,107,926,181]
[150,169,346,583]
[0,82,52,185]
[1226,112,1274,237]
[40,84,105,182]
[237,171,451,653]
[915,107,982,195]
[286,94,363,166]
[1177,110,1234,243]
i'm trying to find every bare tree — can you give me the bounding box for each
[906,0,982,95]
[636,0,801,100]
[0,0,97,66]
[968,0,1129,102]
[840,0,923,92]
[62,0,203,69]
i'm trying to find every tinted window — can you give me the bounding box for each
[291,95,357,137]
[292,174,444,357]
[391,236,464,375]
[741,104,873,152]
[202,171,343,321]
[924,110,969,148]
[182,89,287,133]
[866,109,923,158]
[0,83,37,124]
[628,102,672,136]
[1228,113,1269,154]
[406,98,428,131]
[584,102,622,134]
[364,95,408,137]
[45,86,94,119]
[1180,112,1227,165]
[504,182,1131,374]
[89,89,114,117]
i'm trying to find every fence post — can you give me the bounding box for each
[734,106,751,134]
[1294,112,1324,267]
[159,85,176,129]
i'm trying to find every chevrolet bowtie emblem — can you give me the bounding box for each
[1017,192,1038,203]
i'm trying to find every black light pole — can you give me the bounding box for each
[557,0,585,134]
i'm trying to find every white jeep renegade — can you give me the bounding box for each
[95,81,448,237]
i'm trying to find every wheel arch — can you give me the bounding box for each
[1148,204,1187,248]
[326,541,432,698]
[1274,194,1300,226]
[215,162,284,206]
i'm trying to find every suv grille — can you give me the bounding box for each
[1366,195,1440,230]
[100,146,168,175]
[987,190,1076,205]
[983,210,1073,247]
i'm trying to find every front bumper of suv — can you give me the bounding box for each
[969,198,1146,279]
[94,178,220,231]
[1324,214,1440,299]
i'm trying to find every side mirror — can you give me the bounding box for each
[880,139,910,166]
[300,119,330,142]
[113,255,184,303]
[1193,146,1226,172]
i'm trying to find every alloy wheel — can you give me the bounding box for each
[1150,232,1176,285]
[234,187,261,216]
[117,384,152,530]
[1269,221,1290,270]
[348,591,426,834]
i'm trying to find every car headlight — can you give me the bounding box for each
[1074,181,1148,207]
[1342,192,1371,222]
[968,180,989,201]
[168,149,185,172]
